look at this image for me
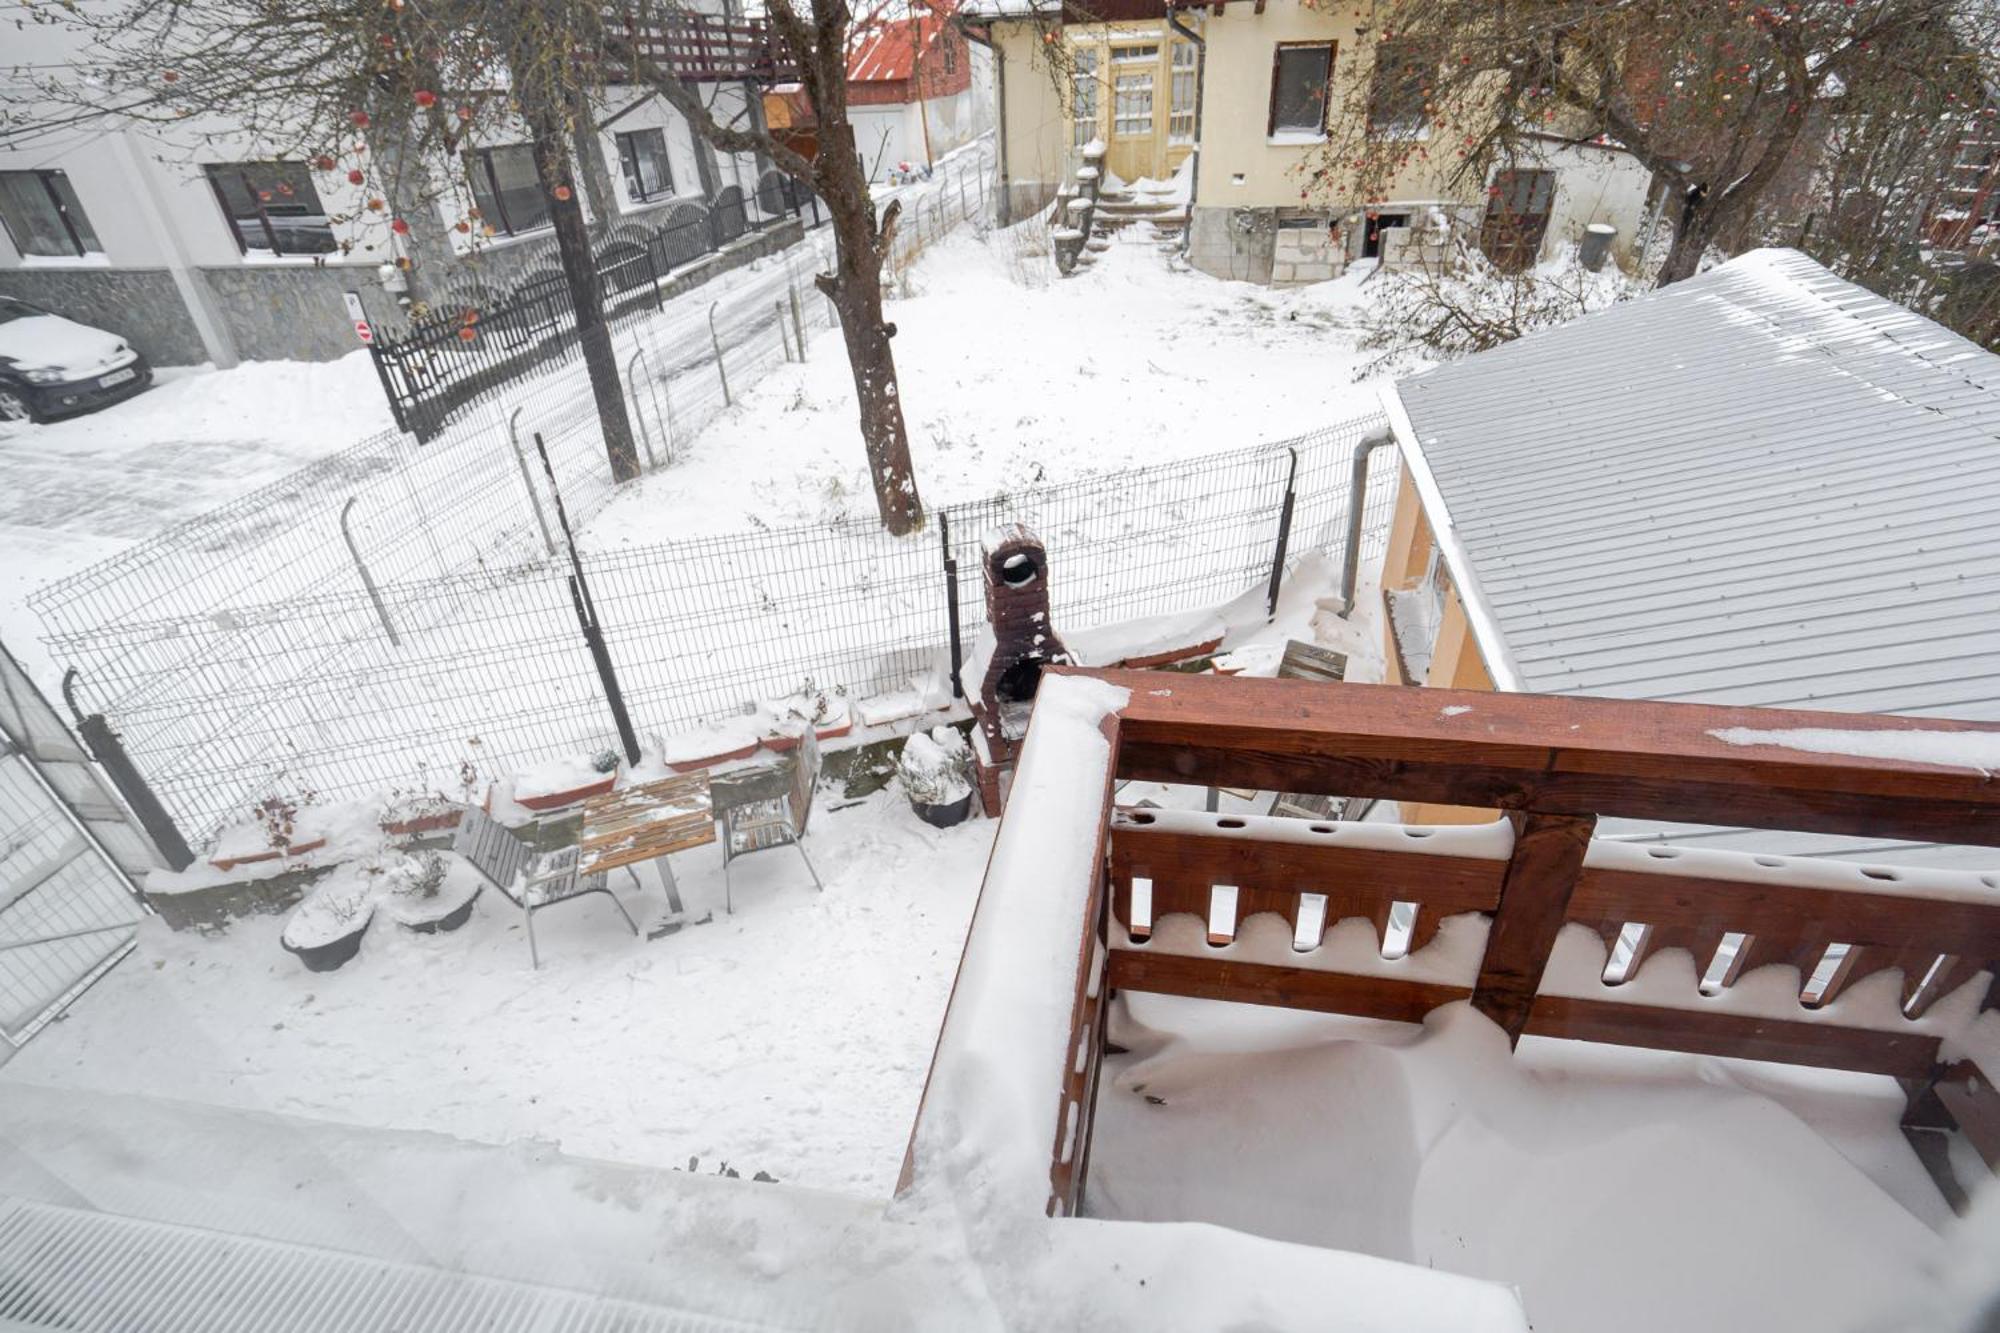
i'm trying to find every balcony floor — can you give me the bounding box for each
[1084,992,1958,1333]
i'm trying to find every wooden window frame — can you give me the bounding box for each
[1268,41,1336,139]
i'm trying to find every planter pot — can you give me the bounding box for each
[910,791,974,829]
[391,884,482,934]
[282,913,372,972]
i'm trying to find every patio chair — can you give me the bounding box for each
[715,728,824,913]
[451,807,638,969]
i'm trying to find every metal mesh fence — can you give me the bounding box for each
[38,416,1397,843]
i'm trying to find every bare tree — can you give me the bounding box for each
[613,0,926,535]
[1312,0,1991,286]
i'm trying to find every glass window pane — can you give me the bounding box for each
[1114,73,1153,136]
[1368,41,1430,138]
[633,129,672,198]
[1272,45,1332,135]
[1072,49,1100,148]
[1170,43,1197,142]
[205,161,335,255]
[0,171,91,257]
[489,145,550,234]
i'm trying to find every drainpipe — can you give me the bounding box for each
[961,20,1007,224]
[1165,5,1204,258]
[1331,426,1396,617]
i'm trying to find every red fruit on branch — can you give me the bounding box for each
[348,169,365,185]
[161,70,179,82]
[553,185,572,201]
[351,110,370,127]
[414,90,437,108]
[315,155,336,171]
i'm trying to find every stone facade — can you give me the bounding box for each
[1271,217,1343,285]
[0,268,209,366]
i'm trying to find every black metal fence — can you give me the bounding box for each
[370,171,819,441]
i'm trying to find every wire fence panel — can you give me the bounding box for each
[35,411,1394,844]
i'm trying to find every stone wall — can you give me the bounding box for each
[1187,206,1276,285]
[0,268,209,366]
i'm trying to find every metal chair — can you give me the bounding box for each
[716,729,824,913]
[451,807,637,969]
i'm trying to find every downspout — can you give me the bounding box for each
[1331,425,1396,616]
[961,20,1007,224]
[1165,5,1203,258]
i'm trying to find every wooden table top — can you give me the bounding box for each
[577,772,716,874]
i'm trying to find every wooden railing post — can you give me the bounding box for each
[1471,811,1596,1044]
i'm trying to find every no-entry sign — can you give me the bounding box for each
[343,291,374,345]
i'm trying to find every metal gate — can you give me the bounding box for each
[0,642,154,1058]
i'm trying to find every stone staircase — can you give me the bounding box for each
[1091,187,1189,246]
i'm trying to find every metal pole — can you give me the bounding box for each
[789,284,808,360]
[1333,430,1396,617]
[707,300,732,406]
[62,672,194,872]
[942,511,964,698]
[339,498,402,646]
[624,349,660,469]
[506,406,558,557]
[1265,447,1299,623]
[534,433,642,766]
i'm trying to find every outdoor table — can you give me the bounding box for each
[577,772,715,931]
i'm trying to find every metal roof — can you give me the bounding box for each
[1392,248,2000,866]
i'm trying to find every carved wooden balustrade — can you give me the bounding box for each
[903,668,2000,1219]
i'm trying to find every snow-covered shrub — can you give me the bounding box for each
[387,848,447,900]
[1356,238,1641,377]
[896,726,973,806]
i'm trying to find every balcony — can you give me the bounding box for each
[605,10,799,84]
[899,668,2000,1325]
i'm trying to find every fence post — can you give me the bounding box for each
[534,433,642,767]
[625,349,661,469]
[1471,812,1597,1045]
[941,511,964,699]
[777,300,793,362]
[707,300,732,406]
[789,284,807,361]
[62,674,194,872]
[1264,446,1299,623]
[339,497,402,646]
[506,406,558,557]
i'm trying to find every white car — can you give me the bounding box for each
[0,296,153,423]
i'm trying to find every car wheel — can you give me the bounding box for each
[0,384,37,425]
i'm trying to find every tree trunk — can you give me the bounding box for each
[1656,185,1725,286]
[817,123,924,535]
[524,102,642,484]
[571,117,620,223]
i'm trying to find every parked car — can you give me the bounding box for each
[0,296,152,423]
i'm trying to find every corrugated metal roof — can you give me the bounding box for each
[1394,248,2000,867]
[848,14,947,83]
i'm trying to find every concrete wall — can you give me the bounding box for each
[1529,139,1655,266]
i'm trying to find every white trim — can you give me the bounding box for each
[1376,382,1527,693]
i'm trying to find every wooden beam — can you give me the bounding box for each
[1472,812,1595,1042]
[1107,949,1470,1023]
[1072,669,2000,847]
[1569,866,2000,956]
[1526,995,1942,1079]
[1936,1059,2000,1171]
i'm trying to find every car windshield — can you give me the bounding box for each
[0,299,42,324]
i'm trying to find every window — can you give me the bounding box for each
[616,128,674,204]
[1112,43,1158,63]
[1367,40,1431,139]
[467,145,551,237]
[1114,73,1154,137]
[0,170,102,258]
[205,161,337,257]
[1480,169,1556,271]
[1268,42,1335,138]
[941,34,957,75]
[1169,42,1198,143]
[1072,48,1101,148]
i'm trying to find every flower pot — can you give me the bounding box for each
[281,913,371,972]
[910,790,973,829]
[393,884,482,934]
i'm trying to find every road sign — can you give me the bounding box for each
[343,291,374,345]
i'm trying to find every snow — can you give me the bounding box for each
[897,725,973,805]
[903,672,1128,1217]
[1,784,991,1199]
[1709,724,2000,776]
[581,225,1382,548]
[0,351,394,674]
[0,313,127,371]
[1087,996,1958,1333]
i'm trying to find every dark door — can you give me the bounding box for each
[1481,169,1556,271]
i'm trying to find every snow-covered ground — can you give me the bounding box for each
[2,783,989,1199]
[586,226,1380,547]
[0,353,394,659]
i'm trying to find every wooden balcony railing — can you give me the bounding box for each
[605,11,799,84]
[900,669,2000,1220]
